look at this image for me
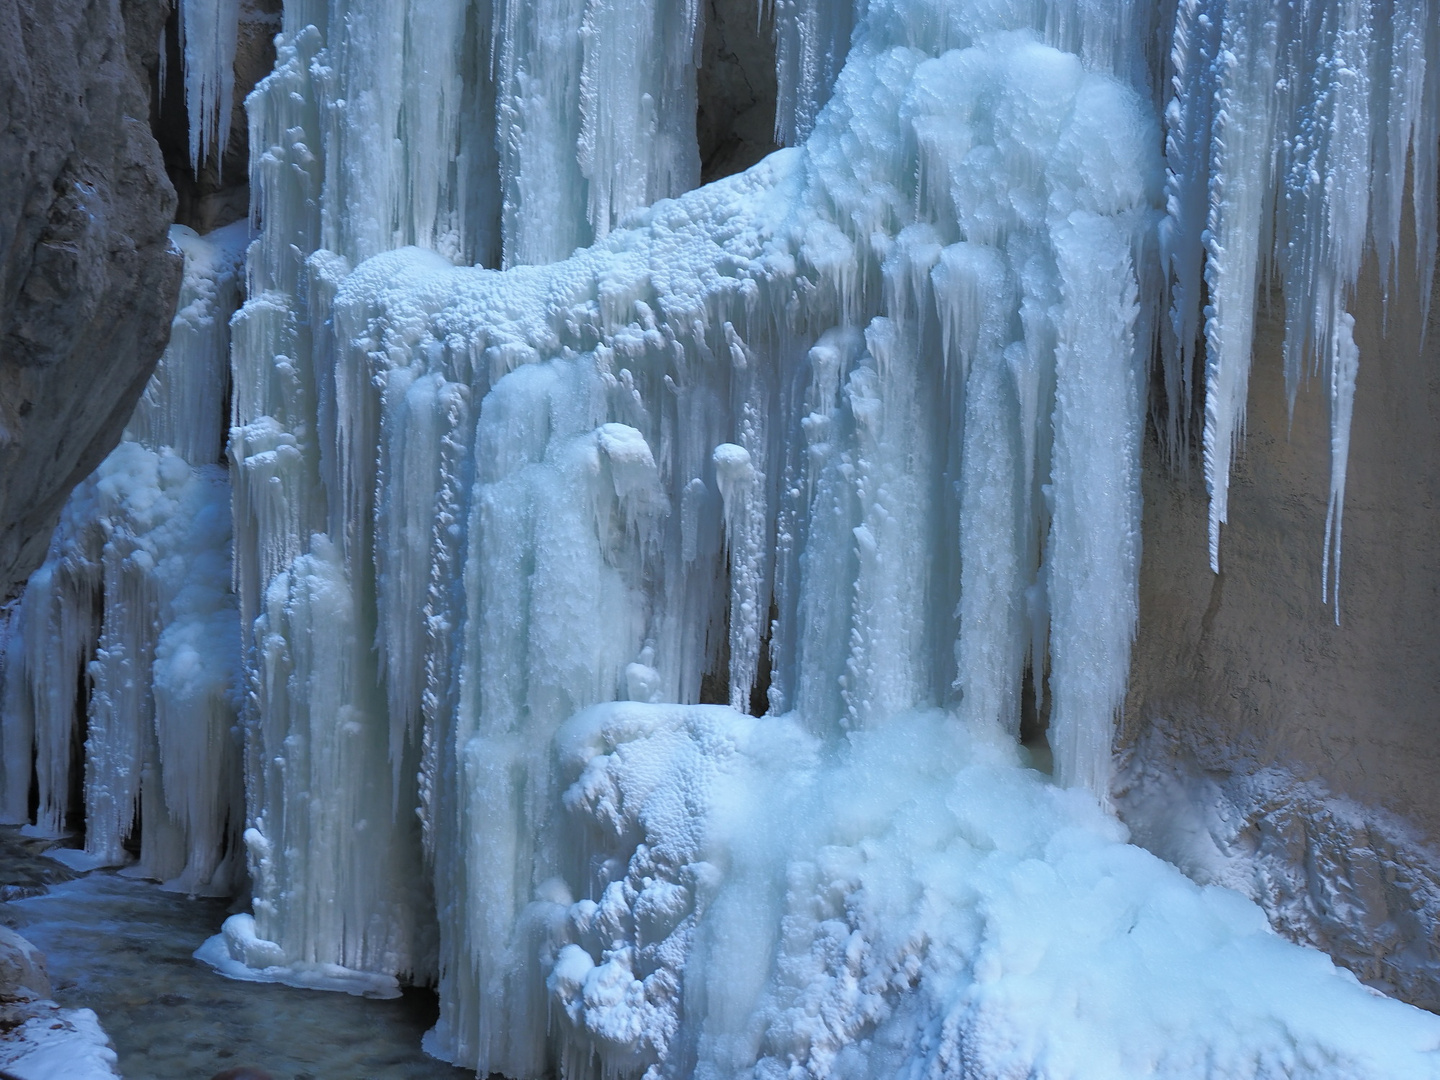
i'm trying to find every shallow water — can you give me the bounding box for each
[0,843,472,1080]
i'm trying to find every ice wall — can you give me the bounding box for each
[209,0,1440,1075]
[0,224,248,895]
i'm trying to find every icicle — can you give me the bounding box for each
[1322,311,1359,620]
[1199,0,1278,571]
[1159,0,1221,457]
[179,0,241,173]
[1160,0,1440,582]
[84,1,1440,1078]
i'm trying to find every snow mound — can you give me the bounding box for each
[547,703,1440,1079]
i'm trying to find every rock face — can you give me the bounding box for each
[0,0,183,602]
[697,0,779,183]
[0,924,50,1000]
[1122,210,1440,1005]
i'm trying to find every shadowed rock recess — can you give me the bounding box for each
[0,0,182,601]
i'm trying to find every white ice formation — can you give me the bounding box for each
[177,0,241,172]
[4,0,1440,1077]
[0,223,248,897]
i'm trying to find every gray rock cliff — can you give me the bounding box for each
[0,0,182,601]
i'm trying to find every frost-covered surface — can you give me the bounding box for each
[0,1002,121,1080]
[544,703,1440,1079]
[0,919,118,1080]
[1115,716,1440,1013]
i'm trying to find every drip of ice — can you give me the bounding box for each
[1159,0,1440,600]
[180,0,241,172]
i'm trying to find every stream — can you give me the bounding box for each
[0,830,471,1080]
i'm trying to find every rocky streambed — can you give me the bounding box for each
[0,830,470,1080]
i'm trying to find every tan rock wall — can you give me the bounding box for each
[1122,201,1440,1002]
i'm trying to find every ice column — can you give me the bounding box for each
[0,224,247,894]
[496,0,702,265]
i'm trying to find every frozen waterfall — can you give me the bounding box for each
[3,0,1440,1076]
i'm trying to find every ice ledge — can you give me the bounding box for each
[194,914,402,1000]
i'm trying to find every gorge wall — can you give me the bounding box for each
[0,0,181,601]
[1121,215,1440,1007]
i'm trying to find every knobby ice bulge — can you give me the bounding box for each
[3,0,1440,1076]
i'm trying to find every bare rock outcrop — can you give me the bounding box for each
[0,0,183,601]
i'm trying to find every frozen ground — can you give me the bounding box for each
[0,1000,119,1080]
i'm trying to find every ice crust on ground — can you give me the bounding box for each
[194,912,403,998]
[0,1004,120,1080]
[1114,716,1440,1013]
[4,0,1440,1077]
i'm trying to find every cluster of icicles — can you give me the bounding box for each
[2,0,1439,1077]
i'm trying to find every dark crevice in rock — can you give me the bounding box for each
[151,0,281,234]
[697,0,779,185]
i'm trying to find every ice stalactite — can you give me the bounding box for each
[179,0,241,171]
[1159,0,1440,595]
[0,224,248,895]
